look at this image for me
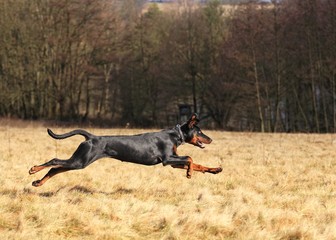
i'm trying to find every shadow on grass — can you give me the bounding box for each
[38,186,67,197]
[69,185,135,196]
[18,185,135,198]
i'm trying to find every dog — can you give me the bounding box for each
[29,113,222,187]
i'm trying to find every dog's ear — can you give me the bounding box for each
[188,113,199,128]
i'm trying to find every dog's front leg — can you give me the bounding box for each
[163,156,193,178]
[172,163,222,175]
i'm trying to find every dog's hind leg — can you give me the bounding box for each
[32,168,71,187]
[29,141,103,187]
[29,158,68,175]
[29,141,93,175]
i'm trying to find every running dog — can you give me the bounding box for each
[29,114,222,187]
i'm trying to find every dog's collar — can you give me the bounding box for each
[175,124,185,144]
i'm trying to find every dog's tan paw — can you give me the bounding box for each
[29,166,38,175]
[211,167,222,174]
[32,180,42,187]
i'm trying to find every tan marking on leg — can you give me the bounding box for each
[171,163,222,175]
[186,157,193,179]
[29,165,63,175]
[29,165,46,175]
[32,168,70,187]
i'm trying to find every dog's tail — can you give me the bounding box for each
[47,129,94,140]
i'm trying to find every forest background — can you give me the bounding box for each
[0,0,336,132]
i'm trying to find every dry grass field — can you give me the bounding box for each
[1,119,336,239]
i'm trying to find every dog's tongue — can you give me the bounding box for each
[198,141,205,148]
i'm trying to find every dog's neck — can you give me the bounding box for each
[175,124,185,145]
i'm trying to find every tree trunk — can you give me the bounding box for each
[252,49,265,132]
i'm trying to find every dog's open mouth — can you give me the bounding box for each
[197,141,206,148]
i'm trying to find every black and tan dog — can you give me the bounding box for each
[29,114,222,187]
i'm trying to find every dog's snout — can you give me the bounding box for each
[200,134,212,144]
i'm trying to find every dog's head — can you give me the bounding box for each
[180,113,212,148]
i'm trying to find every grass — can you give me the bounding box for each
[1,119,336,239]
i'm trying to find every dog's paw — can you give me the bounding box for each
[32,180,42,187]
[29,166,38,175]
[186,171,192,179]
[212,167,222,174]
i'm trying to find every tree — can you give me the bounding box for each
[200,0,241,129]
[228,2,268,132]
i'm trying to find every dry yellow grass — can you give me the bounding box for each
[1,120,336,239]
